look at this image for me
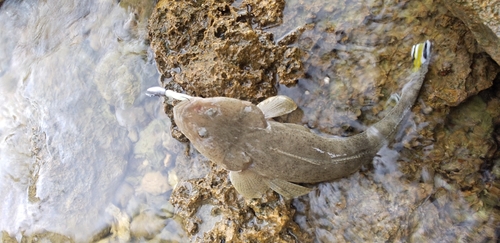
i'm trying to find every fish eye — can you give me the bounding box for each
[197,127,208,138]
[204,108,217,117]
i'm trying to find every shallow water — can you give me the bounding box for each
[272,1,499,242]
[1,0,498,242]
[0,0,189,241]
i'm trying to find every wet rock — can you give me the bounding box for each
[148,0,303,104]
[170,161,312,242]
[294,155,497,242]
[162,201,175,219]
[134,119,169,164]
[274,0,500,136]
[155,219,187,242]
[20,231,75,243]
[137,171,171,196]
[130,210,166,239]
[170,149,211,182]
[127,127,139,143]
[94,47,142,109]
[1,231,18,243]
[104,204,131,242]
[114,182,135,209]
[240,0,285,28]
[119,0,155,35]
[443,0,500,65]
[167,170,178,189]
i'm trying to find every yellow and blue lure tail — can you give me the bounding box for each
[411,40,432,71]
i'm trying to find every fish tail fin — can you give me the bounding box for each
[411,40,432,71]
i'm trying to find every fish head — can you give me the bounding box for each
[173,97,267,171]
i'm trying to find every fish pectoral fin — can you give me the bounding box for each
[257,95,297,119]
[267,178,312,199]
[229,170,270,199]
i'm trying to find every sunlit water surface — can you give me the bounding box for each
[0,0,191,241]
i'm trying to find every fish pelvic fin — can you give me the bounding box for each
[267,178,312,199]
[411,40,432,71]
[229,170,312,199]
[229,170,270,199]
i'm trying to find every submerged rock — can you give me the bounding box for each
[444,0,500,65]
[148,0,500,241]
[137,171,171,196]
[130,210,166,239]
[170,161,312,242]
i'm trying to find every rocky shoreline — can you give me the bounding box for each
[148,0,500,241]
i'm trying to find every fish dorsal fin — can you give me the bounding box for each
[257,95,297,119]
[229,170,270,199]
[267,178,312,199]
